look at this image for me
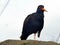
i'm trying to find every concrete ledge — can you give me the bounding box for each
[0,40,60,45]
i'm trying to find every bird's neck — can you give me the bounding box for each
[36,11,44,15]
[36,9,44,15]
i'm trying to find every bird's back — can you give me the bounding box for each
[23,13,44,27]
[21,13,44,36]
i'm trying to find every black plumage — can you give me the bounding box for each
[20,5,47,40]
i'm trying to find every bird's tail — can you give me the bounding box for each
[20,34,28,40]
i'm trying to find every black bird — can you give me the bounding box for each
[20,5,47,40]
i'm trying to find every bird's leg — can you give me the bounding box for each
[34,33,36,40]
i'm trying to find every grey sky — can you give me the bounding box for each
[0,0,60,43]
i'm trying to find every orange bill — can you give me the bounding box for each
[42,8,48,12]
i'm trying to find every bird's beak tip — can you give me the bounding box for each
[45,10,48,12]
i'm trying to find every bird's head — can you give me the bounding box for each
[37,5,48,14]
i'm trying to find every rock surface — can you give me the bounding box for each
[0,40,60,45]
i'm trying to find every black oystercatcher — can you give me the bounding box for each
[20,5,47,40]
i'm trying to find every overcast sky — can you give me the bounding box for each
[0,0,60,43]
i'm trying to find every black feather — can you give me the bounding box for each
[20,5,44,40]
